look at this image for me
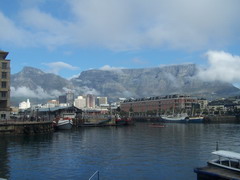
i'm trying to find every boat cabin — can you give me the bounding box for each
[208,150,240,172]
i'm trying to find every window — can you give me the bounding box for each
[1,81,6,88]
[2,62,7,69]
[1,114,6,119]
[1,91,7,98]
[2,72,7,79]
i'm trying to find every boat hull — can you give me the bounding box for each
[161,116,187,123]
[55,120,73,130]
[188,117,204,123]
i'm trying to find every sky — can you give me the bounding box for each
[1,0,240,85]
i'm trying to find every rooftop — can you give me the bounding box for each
[0,50,9,60]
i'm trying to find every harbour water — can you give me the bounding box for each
[1,123,240,180]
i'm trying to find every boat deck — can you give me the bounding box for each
[194,166,240,180]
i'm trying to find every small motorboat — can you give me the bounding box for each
[53,117,73,130]
[208,150,240,172]
[148,123,165,128]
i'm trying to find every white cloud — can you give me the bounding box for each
[0,0,240,50]
[99,65,125,74]
[99,65,123,71]
[11,86,62,99]
[43,61,79,75]
[197,51,240,83]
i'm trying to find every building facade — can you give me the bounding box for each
[86,94,95,108]
[74,96,86,109]
[120,94,198,116]
[0,51,11,120]
[96,97,108,106]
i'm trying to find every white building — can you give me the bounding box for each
[19,99,31,110]
[74,96,86,109]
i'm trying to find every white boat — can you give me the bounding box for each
[208,150,240,172]
[161,114,188,123]
[53,117,73,130]
[187,116,204,123]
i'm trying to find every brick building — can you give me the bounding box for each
[120,94,198,116]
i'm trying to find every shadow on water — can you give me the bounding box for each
[0,133,54,179]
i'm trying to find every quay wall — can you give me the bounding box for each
[0,121,54,135]
[204,115,239,123]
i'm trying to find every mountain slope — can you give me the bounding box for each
[10,65,240,105]
[71,64,240,99]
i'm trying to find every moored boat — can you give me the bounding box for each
[161,114,188,123]
[187,116,204,123]
[208,150,240,172]
[53,117,73,130]
[194,150,240,179]
[115,115,134,125]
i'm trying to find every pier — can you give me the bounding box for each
[0,121,54,135]
[194,166,240,180]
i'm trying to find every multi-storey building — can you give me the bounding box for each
[0,50,11,120]
[96,96,108,106]
[86,94,95,108]
[74,96,86,109]
[120,94,198,116]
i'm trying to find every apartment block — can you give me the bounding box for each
[0,50,11,120]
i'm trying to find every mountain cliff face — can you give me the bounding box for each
[71,64,240,100]
[10,65,240,104]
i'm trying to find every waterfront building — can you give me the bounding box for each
[59,95,67,104]
[120,94,198,116]
[44,100,59,108]
[0,51,11,120]
[96,96,108,106]
[198,98,208,110]
[66,92,74,106]
[19,99,31,110]
[74,96,86,109]
[86,94,95,108]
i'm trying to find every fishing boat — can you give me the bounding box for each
[53,117,73,130]
[115,115,134,125]
[187,116,204,123]
[161,113,188,123]
[208,150,240,172]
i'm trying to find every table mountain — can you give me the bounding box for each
[11,65,240,104]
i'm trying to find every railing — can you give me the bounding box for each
[89,171,99,180]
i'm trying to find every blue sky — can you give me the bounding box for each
[1,0,240,83]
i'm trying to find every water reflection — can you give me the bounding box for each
[1,123,240,179]
[0,136,10,179]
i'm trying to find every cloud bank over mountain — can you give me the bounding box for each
[198,51,240,84]
[0,0,240,51]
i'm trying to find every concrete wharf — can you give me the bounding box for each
[194,166,240,180]
[0,120,54,135]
